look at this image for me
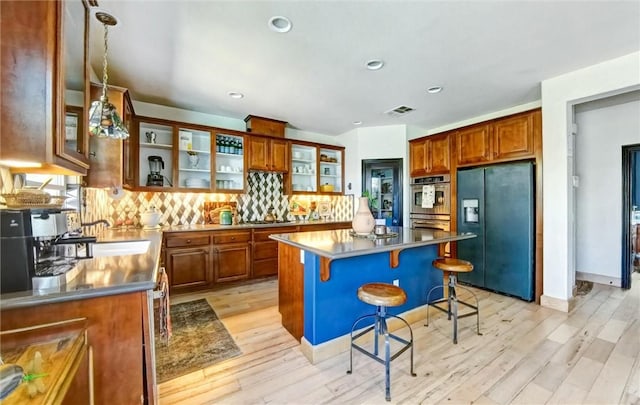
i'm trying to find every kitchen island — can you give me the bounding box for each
[270,227,476,363]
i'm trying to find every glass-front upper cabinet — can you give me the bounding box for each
[178,128,211,189]
[319,147,343,193]
[291,143,318,193]
[138,121,173,189]
[59,0,90,169]
[214,133,244,191]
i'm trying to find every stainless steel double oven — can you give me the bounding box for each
[410,174,451,256]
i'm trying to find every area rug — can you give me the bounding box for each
[576,280,594,296]
[154,298,241,383]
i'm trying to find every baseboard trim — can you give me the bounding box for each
[300,305,427,364]
[576,271,621,288]
[540,294,576,313]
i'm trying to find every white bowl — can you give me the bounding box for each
[140,211,161,228]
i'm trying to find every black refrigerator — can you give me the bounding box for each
[457,161,535,301]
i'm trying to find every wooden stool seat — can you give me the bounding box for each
[432,258,473,273]
[357,283,407,307]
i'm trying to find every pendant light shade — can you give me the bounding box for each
[88,12,129,139]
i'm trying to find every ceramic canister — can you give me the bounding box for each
[219,209,233,225]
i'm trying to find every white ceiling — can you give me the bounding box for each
[89,1,640,136]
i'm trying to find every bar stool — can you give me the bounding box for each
[347,282,416,401]
[426,258,481,344]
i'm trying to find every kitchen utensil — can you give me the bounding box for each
[145,131,156,143]
[140,206,161,229]
[264,207,275,223]
[38,176,53,190]
[147,156,165,186]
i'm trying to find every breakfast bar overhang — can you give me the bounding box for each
[270,228,476,363]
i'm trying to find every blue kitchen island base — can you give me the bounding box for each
[273,228,476,364]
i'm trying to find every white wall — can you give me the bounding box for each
[574,92,640,284]
[133,101,246,131]
[541,51,640,302]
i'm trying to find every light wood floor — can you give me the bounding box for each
[160,274,640,404]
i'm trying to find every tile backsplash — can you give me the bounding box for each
[82,172,354,228]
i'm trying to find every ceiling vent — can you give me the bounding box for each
[385,105,415,117]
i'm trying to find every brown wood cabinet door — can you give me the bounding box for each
[409,140,428,177]
[166,247,212,292]
[247,136,270,171]
[86,85,134,188]
[270,138,290,172]
[492,113,534,161]
[455,124,492,166]
[213,243,251,282]
[428,133,451,174]
[1,1,89,174]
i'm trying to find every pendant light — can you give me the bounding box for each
[88,12,129,139]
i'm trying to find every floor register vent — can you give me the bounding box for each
[385,105,415,117]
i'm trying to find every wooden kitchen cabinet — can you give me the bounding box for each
[245,115,287,138]
[492,112,535,160]
[454,123,493,166]
[212,230,252,282]
[252,226,298,278]
[409,132,451,176]
[454,110,539,167]
[165,232,212,293]
[0,0,90,175]
[85,83,135,188]
[1,292,151,405]
[247,135,289,172]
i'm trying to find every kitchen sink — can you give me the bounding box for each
[91,240,151,257]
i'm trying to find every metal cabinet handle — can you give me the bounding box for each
[186,239,191,244]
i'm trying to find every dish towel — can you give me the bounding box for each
[422,185,435,208]
[157,268,172,345]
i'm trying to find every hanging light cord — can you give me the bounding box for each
[100,23,109,102]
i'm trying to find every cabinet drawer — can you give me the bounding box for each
[253,258,278,278]
[213,231,251,244]
[165,234,211,248]
[253,241,279,260]
[253,226,298,242]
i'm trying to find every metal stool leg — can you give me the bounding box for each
[382,317,391,401]
[455,284,482,337]
[425,284,444,327]
[347,308,415,401]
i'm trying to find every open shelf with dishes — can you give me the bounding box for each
[138,121,174,188]
[319,147,343,193]
[291,143,318,193]
[178,128,212,189]
[214,133,244,191]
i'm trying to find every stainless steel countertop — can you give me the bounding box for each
[269,227,476,260]
[162,220,350,232]
[0,221,351,310]
[0,229,163,310]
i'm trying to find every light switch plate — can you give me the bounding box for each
[300,250,304,264]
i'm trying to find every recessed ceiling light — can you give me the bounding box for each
[228,92,244,99]
[427,86,443,94]
[352,121,362,125]
[268,16,292,33]
[366,59,384,70]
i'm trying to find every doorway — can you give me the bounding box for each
[622,144,640,289]
[361,159,403,226]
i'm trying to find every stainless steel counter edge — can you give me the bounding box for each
[162,220,351,232]
[269,228,477,260]
[0,230,163,311]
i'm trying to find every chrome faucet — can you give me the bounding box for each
[80,219,111,227]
